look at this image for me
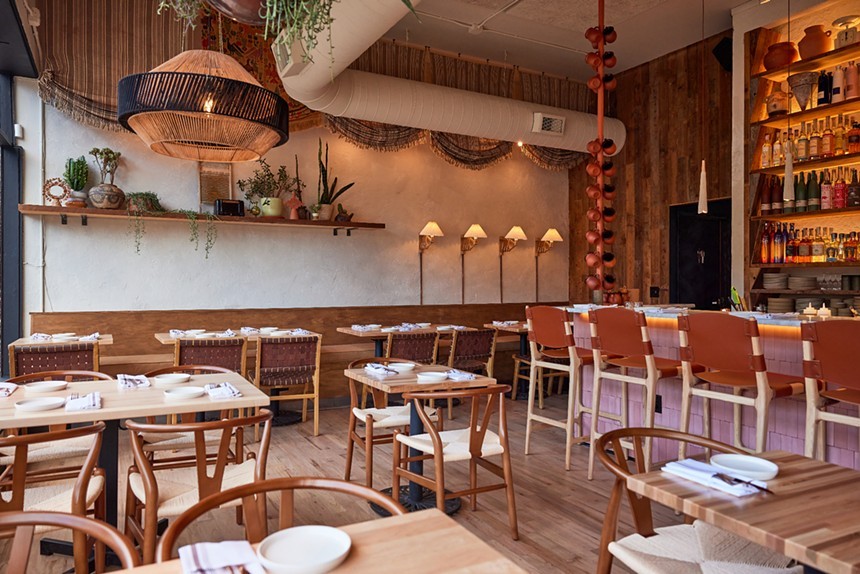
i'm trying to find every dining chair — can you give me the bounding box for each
[0,423,107,574]
[594,427,801,574]
[392,385,518,540]
[588,307,689,480]
[8,341,99,377]
[344,357,440,489]
[445,328,497,419]
[0,510,139,573]
[802,320,860,460]
[156,476,406,561]
[677,313,804,458]
[174,337,247,374]
[524,306,596,471]
[124,409,273,564]
[248,335,322,437]
[360,331,441,409]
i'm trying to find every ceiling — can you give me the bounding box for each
[384,0,752,80]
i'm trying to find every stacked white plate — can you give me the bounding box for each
[794,297,824,311]
[787,275,818,290]
[762,272,789,289]
[767,298,795,313]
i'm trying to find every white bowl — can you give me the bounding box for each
[15,397,66,412]
[260,327,279,334]
[153,373,191,387]
[24,380,68,393]
[185,329,206,335]
[416,372,448,383]
[416,322,431,328]
[163,386,205,400]
[388,362,416,373]
[257,525,351,574]
[710,453,779,481]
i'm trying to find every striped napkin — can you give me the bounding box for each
[662,459,764,497]
[179,541,264,574]
[446,369,476,382]
[117,374,150,390]
[216,329,236,338]
[169,329,186,338]
[365,363,396,377]
[30,333,51,341]
[351,324,377,332]
[240,326,259,335]
[286,328,312,336]
[79,332,100,341]
[204,382,241,400]
[493,320,520,327]
[66,392,101,411]
[0,383,18,397]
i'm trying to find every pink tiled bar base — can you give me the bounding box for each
[565,313,860,469]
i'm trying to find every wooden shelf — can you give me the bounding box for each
[751,151,860,175]
[751,288,860,296]
[752,43,860,82]
[751,262,860,268]
[18,204,385,235]
[751,205,860,221]
[751,98,860,130]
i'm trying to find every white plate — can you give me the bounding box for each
[15,397,66,412]
[153,373,191,387]
[710,454,779,481]
[24,381,68,393]
[259,327,279,334]
[163,386,205,400]
[52,332,76,337]
[436,325,453,331]
[185,329,206,335]
[269,330,292,336]
[388,362,416,373]
[416,322,431,328]
[416,372,448,383]
[380,327,398,333]
[52,336,78,342]
[195,332,218,339]
[258,525,351,574]
[365,324,382,329]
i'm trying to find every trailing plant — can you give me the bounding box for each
[174,209,218,259]
[317,138,354,205]
[125,192,167,255]
[89,147,121,185]
[63,157,88,192]
[156,0,206,32]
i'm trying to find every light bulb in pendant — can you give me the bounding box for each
[202,96,215,114]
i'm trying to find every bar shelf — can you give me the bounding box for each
[751,43,860,82]
[750,151,860,176]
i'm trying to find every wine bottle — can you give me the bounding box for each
[795,171,808,212]
[760,175,772,216]
[848,169,860,208]
[771,176,784,214]
[821,169,832,210]
[834,167,848,209]
[817,70,830,106]
[807,169,820,211]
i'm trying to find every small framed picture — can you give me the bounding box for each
[198,162,233,205]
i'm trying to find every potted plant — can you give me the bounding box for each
[308,203,321,221]
[88,147,125,209]
[317,139,354,221]
[237,158,302,217]
[63,156,89,205]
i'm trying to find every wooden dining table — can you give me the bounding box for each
[118,508,525,573]
[154,330,322,345]
[9,334,114,346]
[337,324,473,356]
[343,364,496,514]
[627,450,860,574]
[483,322,527,356]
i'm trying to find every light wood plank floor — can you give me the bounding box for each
[16,393,682,573]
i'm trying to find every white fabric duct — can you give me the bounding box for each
[276,0,627,153]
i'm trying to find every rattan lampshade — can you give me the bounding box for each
[118,50,289,162]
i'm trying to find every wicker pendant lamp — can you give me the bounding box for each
[118,50,290,162]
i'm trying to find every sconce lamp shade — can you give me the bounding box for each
[420,221,444,237]
[464,224,487,239]
[118,50,290,162]
[541,228,564,243]
[504,226,527,241]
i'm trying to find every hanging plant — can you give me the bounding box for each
[157,0,207,32]
[174,209,218,259]
[125,192,167,255]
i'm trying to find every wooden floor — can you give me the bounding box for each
[19,392,682,573]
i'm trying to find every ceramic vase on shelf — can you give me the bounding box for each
[317,203,334,221]
[763,42,799,70]
[788,72,819,110]
[260,197,283,217]
[88,184,124,209]
[798,25,833,60]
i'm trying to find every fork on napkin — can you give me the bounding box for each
[240,326,260,335]
[65,392,101,412]
[351,324,377,332]
[216,329,236,338]
[662,459,769,497]
[179,541,264,574]
[169,329,187,338]
[446,369,476,381]
[364,363,397,377]
[0,382,18,398]
[30,333,52,341]
[287,328,312,336]
[204,383,242,400]
[79,332,100,341]
[117,374,151,390]
[492,320,520,327]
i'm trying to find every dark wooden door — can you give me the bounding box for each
[669,199,732,311]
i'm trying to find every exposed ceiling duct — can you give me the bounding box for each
[274,0,626,154]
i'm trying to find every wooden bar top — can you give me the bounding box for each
[119,509,525,573]
[344,364,496,394]
[9,334,114,346]
[627,450,860,574]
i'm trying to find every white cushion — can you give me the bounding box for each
[395,428,505,462]
[609,521,802,574]
[128,459,257,517]
[352,405,438,429]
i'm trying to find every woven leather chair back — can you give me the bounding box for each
[175,337,247,373]
[450,329,496,363]
[589,308,650,357]
[802,321,859,390]
[386,332,439,364]
[8,370,111,384]
[526,306,574,349]
[678,313,762,373]
[255,336,320,387]
[9,342,98,378]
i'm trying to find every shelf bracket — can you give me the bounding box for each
[60,214,67,225]
[333,227,357,237]
[81,215,87,226]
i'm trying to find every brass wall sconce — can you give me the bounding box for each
[534,228,564,301]
[499,226,527,303]
[418,221,444,305]
[460,224,487,304]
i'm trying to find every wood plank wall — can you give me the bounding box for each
[569,31,734,303]
[30,302,562,400]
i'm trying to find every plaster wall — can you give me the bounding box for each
[14,79,569,319]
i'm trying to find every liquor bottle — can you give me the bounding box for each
[797,123,809,161]
[835,114,846,155]
[798,228,810,263]
[809,120,821,160]
[847,231,858,262]
[785,223,797,263]
[850,116,860,153]
[817,70,831,106]
[807,169,820,211]
[812,227,826,263]
[832,66,845,103]
[773,132,783,167]
[821,169,832,210]
[826,231,838,262]
[848,168,860,207]
[795,171,808,212]
[784,174,796,213]
[773,223,785,264]
[846,61,859,100]
[834,167,848,209]
[761,134,772,168]
[838,233,846,262]
[760,222,770,264]
[822,116,834,157]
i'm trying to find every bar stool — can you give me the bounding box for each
[511,353,565,405]
[802,320,858,460]
[588,307,687,480]
[678,313,804,457]
[524,306,594,471]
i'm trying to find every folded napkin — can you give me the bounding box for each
[286,328,312,336]
[117,374,151,390]
[216,329,236,338]
[351,324,378,332]
[662,459,765,497]
[65,392,102,412]
[446,369,476,381]
[204,382,242,400]
[399,322,421,331]
[452,325,467,330]
[0,382,18,398]
[179,541,264,574]
[364,363,397,377]
[30,332,51,341]
[169,329,186,338]
[493,320,520,327]
[240,326,260,335]
[79,332,100,341]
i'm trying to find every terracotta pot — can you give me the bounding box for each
[798,25,833,60]
[602,230,616,244]
[585,230,601,244]
[587,75,602,91]
[603,51,617,68]
[586,139,601,155]
[585,52,601,69]
[587,208,602,222]
[603,74,617,91]
[603,207,617,222]
[763,42,799,71]
[602,138,617,155]
[766,89,790,116]
[602,188,617,201]
[586,184,602,200]
[88,184,125,209]
[602,161,617,177]
[585,27,601,48]
[603,274,617,290]
[603,252,617,268]
[586,161,602,177]
[585,252,601,267]
[603,26,617,43]
[585,275,601,291]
